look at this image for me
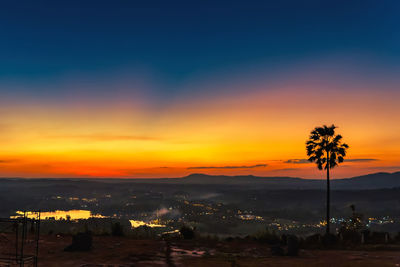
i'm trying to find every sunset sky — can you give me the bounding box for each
[0,1,399,178]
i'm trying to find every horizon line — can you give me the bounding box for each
[0,171,398,180]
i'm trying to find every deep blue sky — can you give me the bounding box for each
[1,0,399,89]
[1,1,400,178]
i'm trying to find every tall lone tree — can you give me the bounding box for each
[306,125,348,234]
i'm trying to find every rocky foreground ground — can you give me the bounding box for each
[2,235,400,266]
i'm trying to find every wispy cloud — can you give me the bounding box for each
[284,158,378,164]
[271,167,301,171]
[368,166,400,170]
[49,134,160,142]
[284,159,310,164]
[187,164,267,170]
[345,158,378,162]
[0,159,18,164]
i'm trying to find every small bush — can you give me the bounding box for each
[322,233,339,248]
[111,222,124,236]
[303,233,340,249]
[369,231,390,244]
[287,235,300,256]
[254,228,280,245]
[180,225,195,239]
[339,229,361,245]
[395,232,400,243]
[304,233,322,248]
[270,245,285,256]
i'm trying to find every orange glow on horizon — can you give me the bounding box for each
[0,74,399,179]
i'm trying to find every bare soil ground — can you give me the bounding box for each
[1,235,400,266]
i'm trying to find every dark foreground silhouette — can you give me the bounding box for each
[19,233,400,266]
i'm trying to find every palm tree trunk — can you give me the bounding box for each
[326,164,330,235]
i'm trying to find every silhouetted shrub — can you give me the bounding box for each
[339,229,361,245]
[180,225,195,239]
[337,204,366,246]
[322,233,338,248]
[344,205,366,231]
[370,231,390,244]
[254,228,280,245]
[280,234,287,245]
[225,237,234,242]
[304,233,322,248]
[270,245,285,256]
[111,222,124,236]
[361,229,370,244]
[304,233,340,249]
[395,232,400,243]
[204,234,219,242]
[287,235,300,256]
[64,231,92,251]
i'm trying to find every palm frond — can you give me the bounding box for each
[305,124,348,170]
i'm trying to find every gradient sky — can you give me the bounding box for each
[0,0,399,178]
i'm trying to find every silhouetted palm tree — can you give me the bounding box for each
[306,124,348,234]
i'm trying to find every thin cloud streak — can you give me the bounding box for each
[284,158,378,164]
[48,134,161,142]
[368,166,400,171]
[345,158,378,162]
[284,159,310,164]
[271,168,301,172]
[187,164,268,170]
[0,159,18,164]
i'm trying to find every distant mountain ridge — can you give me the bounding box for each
[1,172,400,190]
[176,172,400,190]
[331,172,400,189]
